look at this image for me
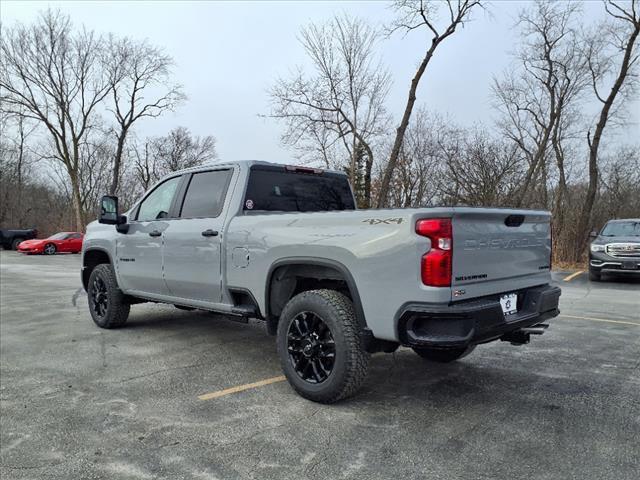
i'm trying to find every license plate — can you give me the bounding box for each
[622,261,637,270]
[500,293,518,315]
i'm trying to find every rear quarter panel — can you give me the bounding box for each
[226,207,554,342]
[225,208,457,341]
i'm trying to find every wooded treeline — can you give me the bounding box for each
[0,9,216,232]
[1,1,639,263]
[266,0,640,263]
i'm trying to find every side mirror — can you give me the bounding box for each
[589,230,598,238]
[99,195,120,224]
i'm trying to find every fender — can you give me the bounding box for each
[264,256,368,334]
[81,247,115,291]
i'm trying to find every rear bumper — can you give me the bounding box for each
[397,284,561,348]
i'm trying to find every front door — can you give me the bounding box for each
[116,175,182,296]
[163,169,233,303]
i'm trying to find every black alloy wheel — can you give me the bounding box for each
[90,275,109,319]
[87,264,130,328]
[287,311,336,384]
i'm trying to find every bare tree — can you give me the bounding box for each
[267,15,391,207]
[130,127,218,191]
[105,35,185,195]
[0,10,110,230]
[574,0,640,261]
[155,126,217,172]
[50,136,113,222]
[493,1,590,210]
[439,129,523,207]
[376,0,483,207]
[0,112,38,225]
[383,109,445,208]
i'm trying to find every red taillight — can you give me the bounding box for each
[416,218,452,287]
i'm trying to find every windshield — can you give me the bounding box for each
[47,233,68,240]
[600,221,640,237]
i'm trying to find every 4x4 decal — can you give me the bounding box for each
[362,217,403,225]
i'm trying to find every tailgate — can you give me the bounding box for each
[451,210,551,301]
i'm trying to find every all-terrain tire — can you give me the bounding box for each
[277,289,370,404]
[11,238,24,250]
[412,345,476,363]
[87,264,130,328]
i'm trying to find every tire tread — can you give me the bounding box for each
[89,264,130,328]
[278,289,369,403]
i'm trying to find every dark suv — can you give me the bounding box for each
[589,219,640,281]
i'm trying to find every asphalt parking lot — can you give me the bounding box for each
[1,251,638,480]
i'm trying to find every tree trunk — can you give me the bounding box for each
[574,24,639,262]
[376,43,436,208]
[360,140,374,209]
[551,119,567,239]
[69,171,85,232]
[110,128,128,195]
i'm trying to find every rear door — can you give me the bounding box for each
[162,168,233,303]
[117,175,182,295]
[451,210,552,301]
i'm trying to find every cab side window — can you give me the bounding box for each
[137,176,181,222]
[179,170,232,218]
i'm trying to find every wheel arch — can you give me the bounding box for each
[82,248,113,291]
[264,257,367,336]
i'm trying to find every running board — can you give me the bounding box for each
[230,305,257,318]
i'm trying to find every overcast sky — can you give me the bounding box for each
[2,1,639,163]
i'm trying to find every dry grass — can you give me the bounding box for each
[553,260,586,271]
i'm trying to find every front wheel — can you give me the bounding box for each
[277,289,370,404]
[87,264,130,328]
[11,238,24,250]
[43,243,57,255]
[412,345,476,363]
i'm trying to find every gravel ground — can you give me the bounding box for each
[1,251,638,480]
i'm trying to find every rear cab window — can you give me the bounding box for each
[179,169,232,218]
[243,165,355,213]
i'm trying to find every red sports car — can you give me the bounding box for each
[17,232,84,255]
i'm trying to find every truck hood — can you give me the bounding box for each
[592,236,640,245]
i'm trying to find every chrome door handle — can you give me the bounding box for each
[149,230,162,237]
[201,229,219,237]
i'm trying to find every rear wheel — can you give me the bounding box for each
[277,289,369,404]
[412,345,476,363]
[11,238,24,250]
[43,243,56,255]
[88,264,130,328]
[589,269,601,281]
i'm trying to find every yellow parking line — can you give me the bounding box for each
[563,270,584,282]
[560,314,640,327]
[198,375,286,401]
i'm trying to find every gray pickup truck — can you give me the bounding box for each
[82,160,561,403]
